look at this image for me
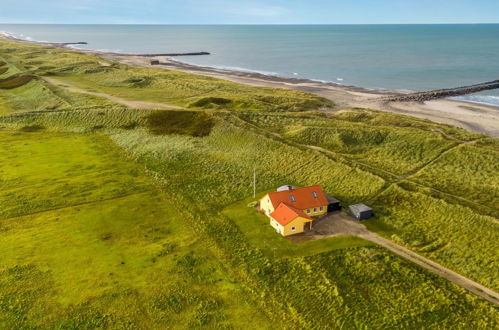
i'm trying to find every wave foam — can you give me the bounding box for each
[170,58,281,77]
[450,95,499,107]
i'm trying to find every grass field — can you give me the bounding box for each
[0,39,498,328]
[0,130,272,329]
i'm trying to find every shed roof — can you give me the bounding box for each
[349,204,373,213]
[267,185,328,210]
[270,203,312,226]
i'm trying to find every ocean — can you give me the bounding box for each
[1,24,499,106]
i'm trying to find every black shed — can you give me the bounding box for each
[349,204,373,221]
[326,195,342,212]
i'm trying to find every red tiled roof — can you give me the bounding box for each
[267,185,328,210]
[270,203,312,226]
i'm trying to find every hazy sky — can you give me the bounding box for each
[1,0,498,24]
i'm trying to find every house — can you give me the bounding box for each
[260,185,329,236]
[269,203,312,236]
[349,204,373,221]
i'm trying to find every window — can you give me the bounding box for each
[291,226,296,232]
[307,209,311,214]
[290,195,296,203]
[320,206,323,212]
[312,191,318,198]
[314,208,317,213]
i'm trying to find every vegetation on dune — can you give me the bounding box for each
[410,143,499,211]
[238,109,478,175]
[0,79,65,113]
[109,116,386,209]
[146,110,215,137]
[0,107,148,132]
[369,184,499,290]
[0,74,36,89]
[0,40,333,112]
[0,39,498,328]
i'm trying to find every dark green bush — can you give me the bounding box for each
[0,74,37,89]
[190,97,232,108]
[146,110,215,137]
[20,125,45,132]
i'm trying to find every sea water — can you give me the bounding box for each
[1,24,498,106]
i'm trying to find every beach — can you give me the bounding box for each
[2,32,499,137]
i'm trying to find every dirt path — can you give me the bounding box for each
[42,77,183,110]
[310,213,499,305]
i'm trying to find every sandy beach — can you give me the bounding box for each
[106,53,499,137]
[2,32,499,137]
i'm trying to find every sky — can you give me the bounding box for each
[1,0,498,24]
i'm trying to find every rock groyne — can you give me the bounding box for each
[384,80,499,102]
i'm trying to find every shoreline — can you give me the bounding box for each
[2,32,499,137]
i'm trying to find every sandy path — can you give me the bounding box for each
[309,214,499,305]
[42,77,183,110]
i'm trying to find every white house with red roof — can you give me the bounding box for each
[260,185,329,236]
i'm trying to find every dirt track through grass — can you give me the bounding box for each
[43,76,183,110]
[312,214,499,305]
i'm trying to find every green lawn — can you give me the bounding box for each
[0,130,271,329]
[222,193,372,258]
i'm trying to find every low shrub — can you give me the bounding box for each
[120,122,139,130]
[146,110,215,137]
[190,97,233,108]
[247,201,259,208]
[122,76,154,87]
[20,124,45,132]
[0,74,37,89]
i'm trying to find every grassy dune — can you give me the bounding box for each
[0,39,498,328]
[0,40,332,113]
[369,184,499,289]
[410,143,499,211]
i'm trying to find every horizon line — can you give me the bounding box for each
[1,22,498,25]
